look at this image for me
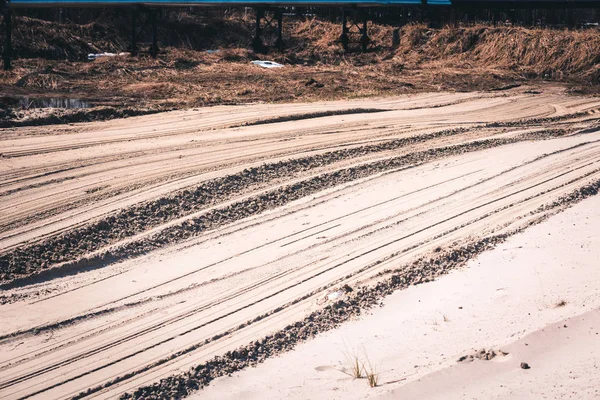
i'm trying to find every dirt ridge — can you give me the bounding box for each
[1,126,473,283]
[1,132,566,287]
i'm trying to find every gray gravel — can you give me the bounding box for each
[0,126,470,284]
[1,130,571,287]
[70,177,599,400]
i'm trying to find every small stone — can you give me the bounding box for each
[520,362,531,369]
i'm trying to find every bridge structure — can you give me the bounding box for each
[1,0,599,69]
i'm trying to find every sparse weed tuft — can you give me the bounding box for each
[363,349,379,388]
[342,344,364,379]
[350,355,364,379]
[367,370,379,388]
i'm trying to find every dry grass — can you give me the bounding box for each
[342,345,365,379]
[350,355,364,379]
[396,24,600,82]
[363,354,379,388]
[9,14,600,79]
[366,369,379,388]
[2,14,600,114]
[342,344,380,386]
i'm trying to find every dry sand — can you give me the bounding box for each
[199,195,600,400]
[1,85,600,399]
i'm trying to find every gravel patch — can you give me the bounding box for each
[0,131,569,286]
[68,178,600,400]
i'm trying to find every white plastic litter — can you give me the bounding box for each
[327,290,344,301]
[88,52,129,61]
[251,60,284,69]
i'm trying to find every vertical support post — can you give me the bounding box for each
[450,7,457,28]
[360,16,369,52]
[340,10,349,52]
[392,28,400,48]
[526,8,533,27]
[150,9,158,58]
[275,9,283,51]
[252,7,263,53]
[130,7,138,56]
[566,8,574,29]
[3,8,11,71]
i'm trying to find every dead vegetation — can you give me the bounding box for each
[349,354,364,379]
[366,368,379,388]
[342,346,379,387]
[555,299,568,307]
[364,355,379,388]
[2,13,600,123]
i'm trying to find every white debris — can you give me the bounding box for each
[251,60,284,69]
[327,290,345,301]
[88,52,129,61]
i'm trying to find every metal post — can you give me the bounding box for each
[450,8,457,28]
[566,8,575,28]
[275,9,283,51]
[392,28,400,48]
[252,8,263,53]
[360,17,369,52]
[340,10,349,52]
[131,7,138,56]
[3,8,11,71]
[150,9,158,58]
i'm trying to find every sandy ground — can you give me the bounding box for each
[1,85,600,399]
[3,86,599,252]
[199,195,600,400]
